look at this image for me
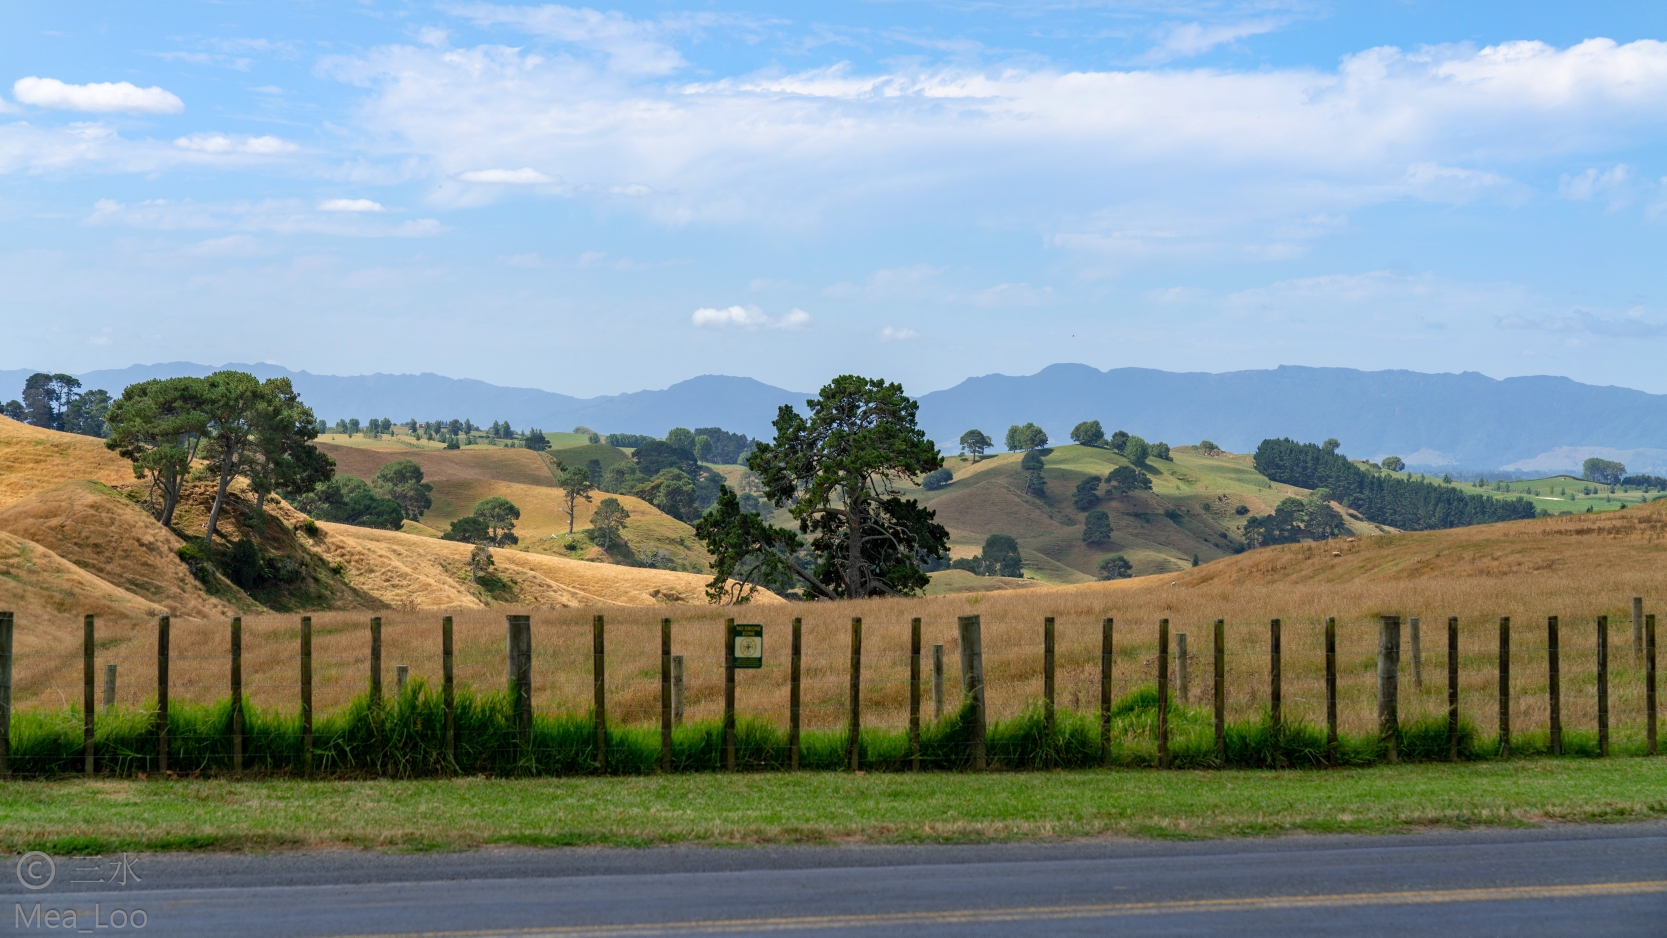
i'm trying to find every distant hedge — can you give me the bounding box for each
[1253,438,1537,531]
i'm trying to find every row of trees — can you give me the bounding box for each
[1253,438,1537,532]
[1070,420,1172,462]
[3,373,112,437]
[104,371,330,549]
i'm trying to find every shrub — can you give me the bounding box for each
[1097,554,1132,580]
[1081,509,1112,543]
[922,467,953,490]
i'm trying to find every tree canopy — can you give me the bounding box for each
[1122,435,1150,465]
[471,496,521,545]
[371,459,433,520]
[554,461,595,533]
[959,428,993,462]
[1105,464,1152,495]
[299,476,404,530]
[980,534,1023,577]
[1380,456,1405,472]
[1005,422,1049,452]
[588,497,630,550]
[1081,509,1112,543]
[1583,457,1626,485]
[1097,555,1132,580]
[1069,420,1105,447]
[696,374,948,601]
[105,377,212,528]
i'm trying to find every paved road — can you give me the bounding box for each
[2,824,1663,936]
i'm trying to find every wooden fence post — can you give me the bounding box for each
[660,617,672,773]
[1634,597,1644,663]
[1378,614,1400,763]
[933,643,945,723]
[672,656,684,726]
[723,618,736,771]
[1325,617,1337,764]
[593,614,607,773]
[507,615,532,759]
[0,611,13,779]
[1177,632,1188,705]
[1213,619,1226,764]
[1447,617,1459,762]
[301,615,313,776]
[103,664,117,714]
[848,616,862,772]
[909,617,921,772]
[789,618,801,770]
[231,616,243,773]
[1157,619,1170,768]
[1646,613,1660,759]
[1597,615,1609,757]
[1043,617,1056,743]
[1269,618,1281,731]
[958,615,986,770]
[396,665,408,697]
[84,614,95,775]
[1100,618,1113,765]
[1548,616,1562,755]
[1410,616,1423,693]
[1497,616,1510,758]
[442,615,455,766]
[370,616,383,714]
[157,614,170,775]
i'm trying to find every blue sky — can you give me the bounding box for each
[4,1,1667,396]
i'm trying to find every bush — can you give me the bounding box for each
[1097,554,1132,579]
[922,467,953,490]
[1081,509,1112,543]
[1072,476,1101,510]
[1151,442,1171,461]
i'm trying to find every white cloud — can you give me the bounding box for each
[452,3,687,75]
[14,77,184,114]
[86,198,445,238]
[1138,19,1285,64]
[173,133,298,155]
[878,326,919,341]
[457,167,554,184]
[690,305,811,329]
[320,35,1667,241]
[318,198,386,212]
[1559,164,1632,208]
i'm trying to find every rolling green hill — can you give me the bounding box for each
[903,445,1385,585]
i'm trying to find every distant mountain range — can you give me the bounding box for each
[7,362,1667,474]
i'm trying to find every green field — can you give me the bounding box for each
[2,759,1661,853]
[903,444,1347,583]
[1424,474,1661,515]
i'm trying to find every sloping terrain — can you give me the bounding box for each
[0,416,133,509]
[307,523,778,608]
[0,530,168,620]
[317,439,708,571]
[0,481,247,619]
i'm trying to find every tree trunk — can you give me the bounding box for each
[846,500,862,598]
[159,482,181,529]
[205,455,235,549]
[255,490,267,514]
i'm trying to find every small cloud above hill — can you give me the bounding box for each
[691,306,812,330]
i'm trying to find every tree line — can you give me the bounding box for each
[1253,438,1537,532]
[3,373,113,437]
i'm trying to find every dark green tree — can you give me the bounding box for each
[1097,555,1133,580]
[1106,464,1152,495]
[635,468,697,521]
[981,534,1023,577]
[298,476,405,529]
[21,373,81,430]
[371,459,433,520]
[1070,420,1105,447]
[1072,476,1101,510]
[922,467,953,490]
[64,388,112,437]
[1198,440,1219,454]
[104,377,211,528]
[699,375,947,600]
[1123,435,1150,465]
[1081,509,1112,543]
[1381,456,1405,472]
[588,496,630,549]
[959,429,993,462]
[1583,457,1626,485]
[472,496,521,545]
[1109,430,1130,452]
[1151,442,1171,461]
[442,514,493,544]
[1321,438,1341,454]
[198,371,277,549]
[666,427,696,452]
[554,462,594,533]
[1005,422,1048,452]
[524,429,549,451]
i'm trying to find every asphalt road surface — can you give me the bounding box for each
[3,823,1663,936]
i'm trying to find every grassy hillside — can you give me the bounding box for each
[0,416,133,510]
[909,444,1378,585]
[1435,473,1658,515]
[317,440,710,571]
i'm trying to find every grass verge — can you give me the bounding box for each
[0,758,1663,853]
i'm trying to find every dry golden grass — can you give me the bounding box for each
[0,531,166,620]
[0,417,133,510]
[0,480,244,620]
[6,479,1661,757]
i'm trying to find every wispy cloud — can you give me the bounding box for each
[691,305,811,329]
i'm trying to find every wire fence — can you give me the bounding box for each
[0,605,1657,776]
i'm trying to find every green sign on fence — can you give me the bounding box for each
[733,624,763,669]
